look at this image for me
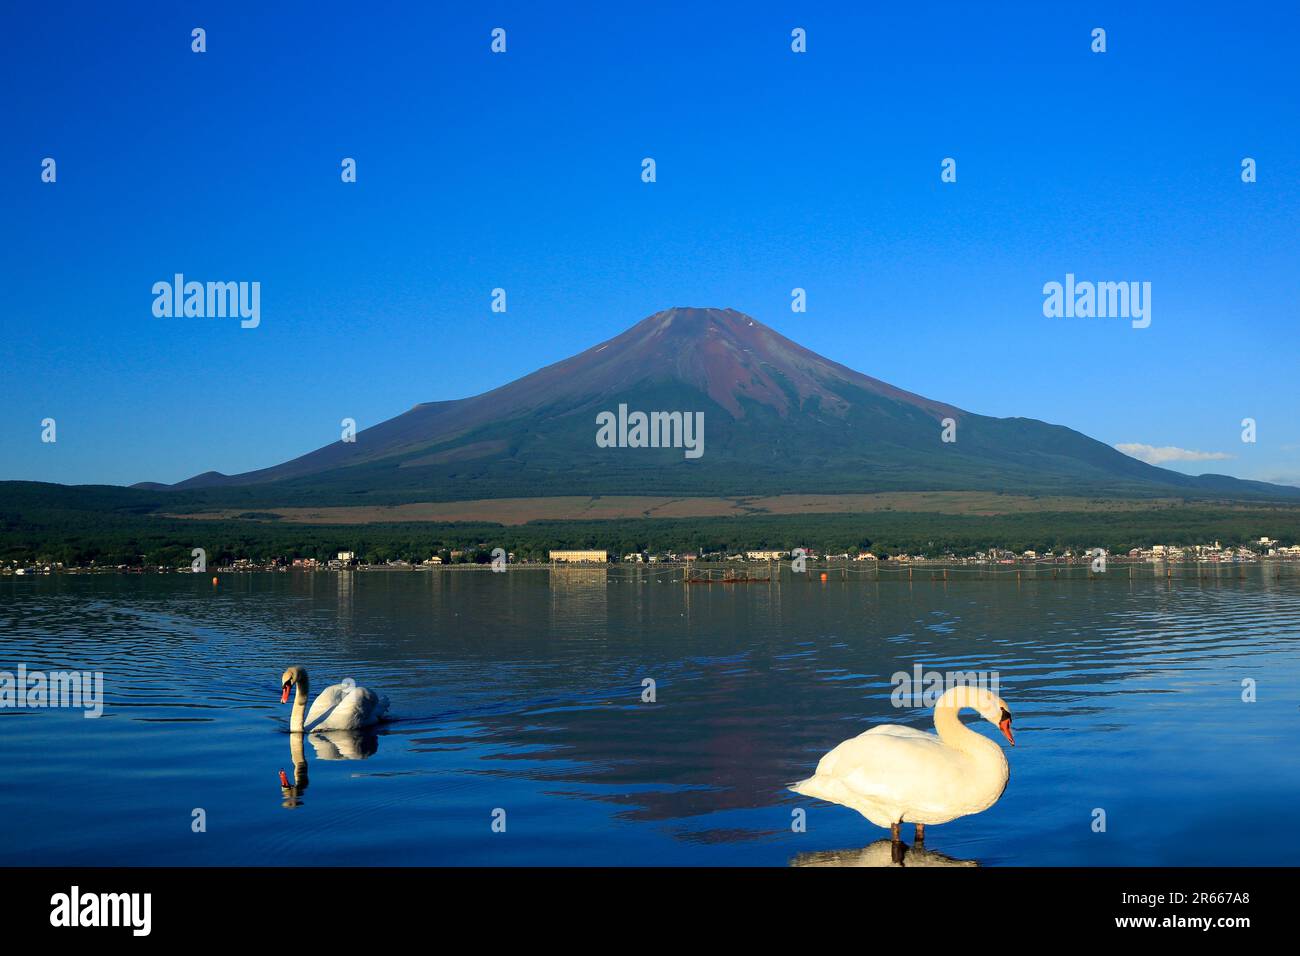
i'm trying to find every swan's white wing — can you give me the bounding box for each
[307,685,388,731]
[339,687,387,727]
[862,724,935,741]
[813,725,946,778]
[304,683,348,728]
[792,724,984,826]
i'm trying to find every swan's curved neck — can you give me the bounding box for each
[290,677,309,734]
[933,691,998,757]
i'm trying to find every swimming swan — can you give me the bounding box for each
[279,665,389,733]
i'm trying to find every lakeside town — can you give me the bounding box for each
[5,538,1298,576]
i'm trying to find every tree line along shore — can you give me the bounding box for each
[3,505,1298,573]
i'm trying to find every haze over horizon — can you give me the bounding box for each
[4,2,1298,488]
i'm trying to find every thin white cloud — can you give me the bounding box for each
[1115,443,1235,466]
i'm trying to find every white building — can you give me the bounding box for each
[549,550,608,563]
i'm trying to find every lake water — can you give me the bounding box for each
[2,566,1298,866]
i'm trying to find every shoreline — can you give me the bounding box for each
[8,555,1299,577]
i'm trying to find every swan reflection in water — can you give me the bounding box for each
[278,729,380,808]
[790,839,978,868]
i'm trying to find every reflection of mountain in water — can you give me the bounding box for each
[791,839,978,867]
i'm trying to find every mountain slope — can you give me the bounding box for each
[136,307,1298,506]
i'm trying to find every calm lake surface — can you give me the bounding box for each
[2,566,1298,866]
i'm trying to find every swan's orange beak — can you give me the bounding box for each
[999,718,1015,746]
[281,682,291,704]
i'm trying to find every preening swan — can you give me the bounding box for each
[791,685,1014,844]
[279,665,389,733]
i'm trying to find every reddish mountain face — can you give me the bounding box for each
[144,307,1295,504]
[164,307,961,489]
[519,307,960,421]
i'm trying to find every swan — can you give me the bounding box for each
[279,665,389,733]
[791,685,1014,844]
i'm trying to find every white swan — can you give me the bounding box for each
[279,665,389,733]
[791,685,1014,844]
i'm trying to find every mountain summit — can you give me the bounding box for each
[142,308,1294,504]
[518,306,959,421]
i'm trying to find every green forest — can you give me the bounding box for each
[3,480,1298,567]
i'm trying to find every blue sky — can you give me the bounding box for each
[2,1,1297,488]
